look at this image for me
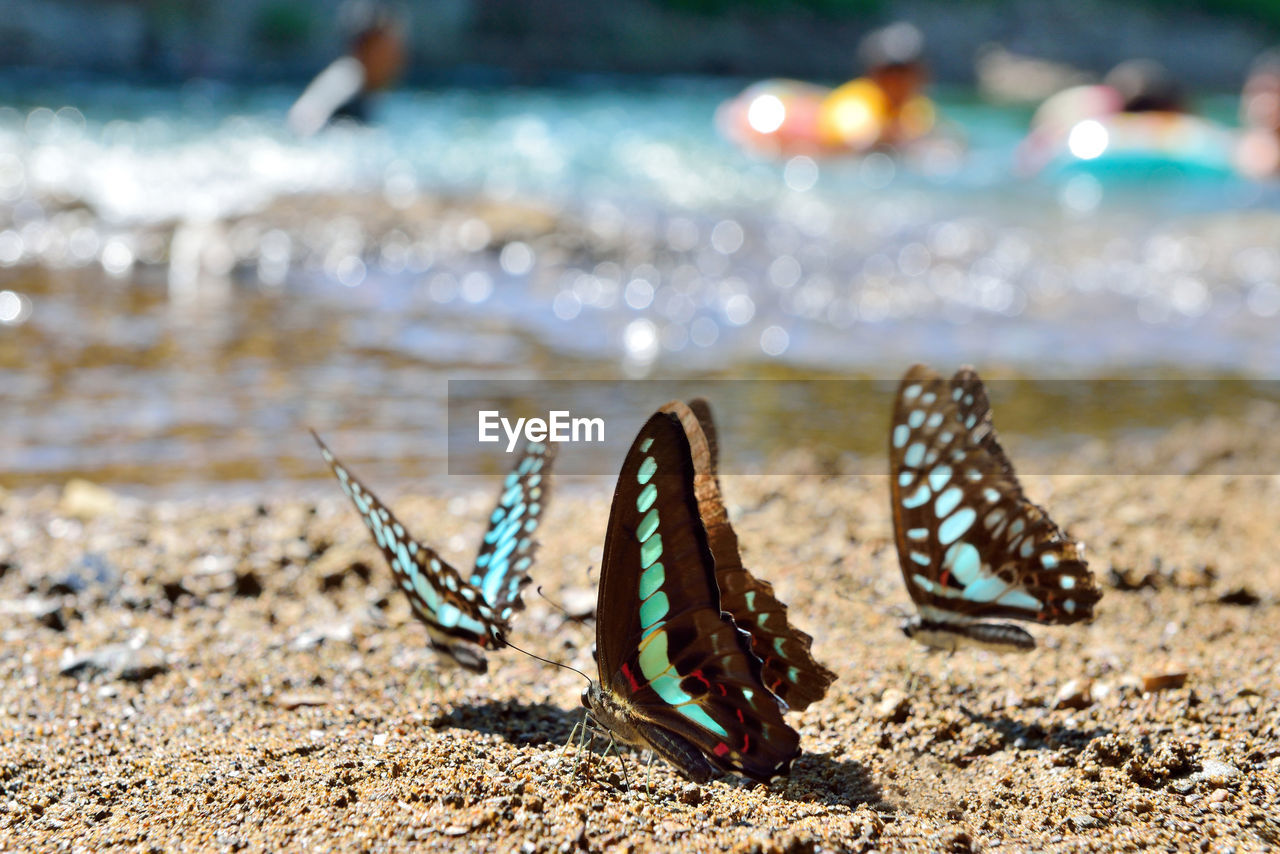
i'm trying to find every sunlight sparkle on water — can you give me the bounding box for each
[783,156,819,192]
[1068,120,1109,160]
[760,325,789,356]
[746,94,786,134]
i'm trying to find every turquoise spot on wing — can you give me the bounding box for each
[636,507,660,543]
[412,571,440,610]
[638,627,669,679]
[897,471,913,487]
[904,443,925,468]
[639,562,664,600]
[963,574,1006,603]
[490,506,505,524]
[640,591,669,628]
[504,470,519,489]
[907,527,928,541]
[996,588,1042,610]
[639,437,654,452]
[902,483,931,509]
[640,534,663,569]
[676,703,728,737]
[927,465,952,492]
[910,551,930,566]
[648,670,690,706]
[903,383,922,400]
[788,666,799,682]
[1045,554,1062,571]
[935,485,963,518]
[912,573,939,594]
[476,552,491,568]
[482,559,509,604]
[892,424,909,449]
[438,603,487,635]
[744,591,756,611]
[637,456,657,485]
[944,542,982,586]
[938,507,976,546]
[908,410,925,428]
[636,482,657,514]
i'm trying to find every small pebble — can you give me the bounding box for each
[1142,672,1189,692]
[875,689,910,723]
[1054,679,1093,710]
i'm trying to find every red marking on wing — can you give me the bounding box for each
[713,743,730,758]
[620,663,641,693]
[741,732,751,752]
[735,709,746,724]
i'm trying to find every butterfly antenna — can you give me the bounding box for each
[501,638,593,688]
[535,585,593,624]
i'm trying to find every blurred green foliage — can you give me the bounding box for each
[255,2,313,49]
[1178,0,1280,30]
[654,0,882,17]
[653,0,1280,31]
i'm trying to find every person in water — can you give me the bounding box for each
[1103,59,1186,114]
[1018,58,1195,173]
[287,2,407,136]
[1238,49,1280,177]
[817,22,936,152]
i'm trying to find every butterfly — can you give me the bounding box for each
[580,399,835,784]
[312,430,553,673]
[888,365,1101,652]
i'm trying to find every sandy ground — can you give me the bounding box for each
[1,413,1278,853]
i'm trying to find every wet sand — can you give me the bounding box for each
[1,415,1277,852]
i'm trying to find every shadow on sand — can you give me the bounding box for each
[433,699,584,746]
[434,700,889,807]
[785,751,891,809]
[958,704,1112,753]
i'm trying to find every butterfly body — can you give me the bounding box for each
[312,430,553,673]
[888,365,1101,653]
[581,681,716,784]
[584,400,831,784]
[902,615,1035,653]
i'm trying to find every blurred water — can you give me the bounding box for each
[0,75,1278,490]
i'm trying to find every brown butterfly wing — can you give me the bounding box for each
[661,399,836,711]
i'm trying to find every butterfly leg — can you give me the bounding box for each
[563,715,591,779]
[602,733,631,792]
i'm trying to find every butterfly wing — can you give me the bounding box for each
[468,440,555,620]
[312,431,505,672]
[664,399,836,711]
[595,409,799,783]
[887,365,1101,638]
